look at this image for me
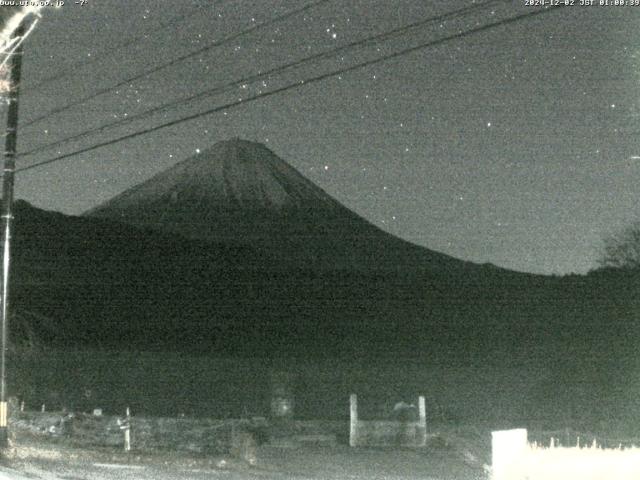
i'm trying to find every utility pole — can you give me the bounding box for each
[0,21,26,447]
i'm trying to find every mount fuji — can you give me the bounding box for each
[86,138,490,275]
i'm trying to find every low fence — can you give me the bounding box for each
[491,428,640,480]
[10,409,346,454]
[12,392,439,453]
[12,410,239,453]
[12,393,432,453]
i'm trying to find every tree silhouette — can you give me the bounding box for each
[599,222,640,269]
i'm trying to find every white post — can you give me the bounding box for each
[491,429,528,480]
[123,407,131,452]
[124,427,131,452]
[417,395,426,446]
[349,394,358,447]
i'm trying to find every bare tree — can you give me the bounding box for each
[599,222,640,269]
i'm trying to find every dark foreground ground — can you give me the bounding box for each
[0,426,489,480]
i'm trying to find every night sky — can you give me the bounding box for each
[5,0,640,275]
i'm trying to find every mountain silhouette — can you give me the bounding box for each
[86,139,480,274]
[11,197,551,358]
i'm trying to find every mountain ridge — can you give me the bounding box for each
[85,138,519,276]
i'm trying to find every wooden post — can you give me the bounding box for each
[349,394,358,447]
[491,429,528,480]
[417,395,426,446]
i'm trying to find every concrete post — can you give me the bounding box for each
[349,394,358,447]
[417,395,427,446]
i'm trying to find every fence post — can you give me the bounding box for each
[118,407,131,452]
[417,395,426,446]
[349,394,358,447]
[124,407,131,452]
[491,429,528,480]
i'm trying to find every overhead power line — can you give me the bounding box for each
[20,0,506,157]
[26,2,215,92]
[21,0,331,129]
[13,5,565,176]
